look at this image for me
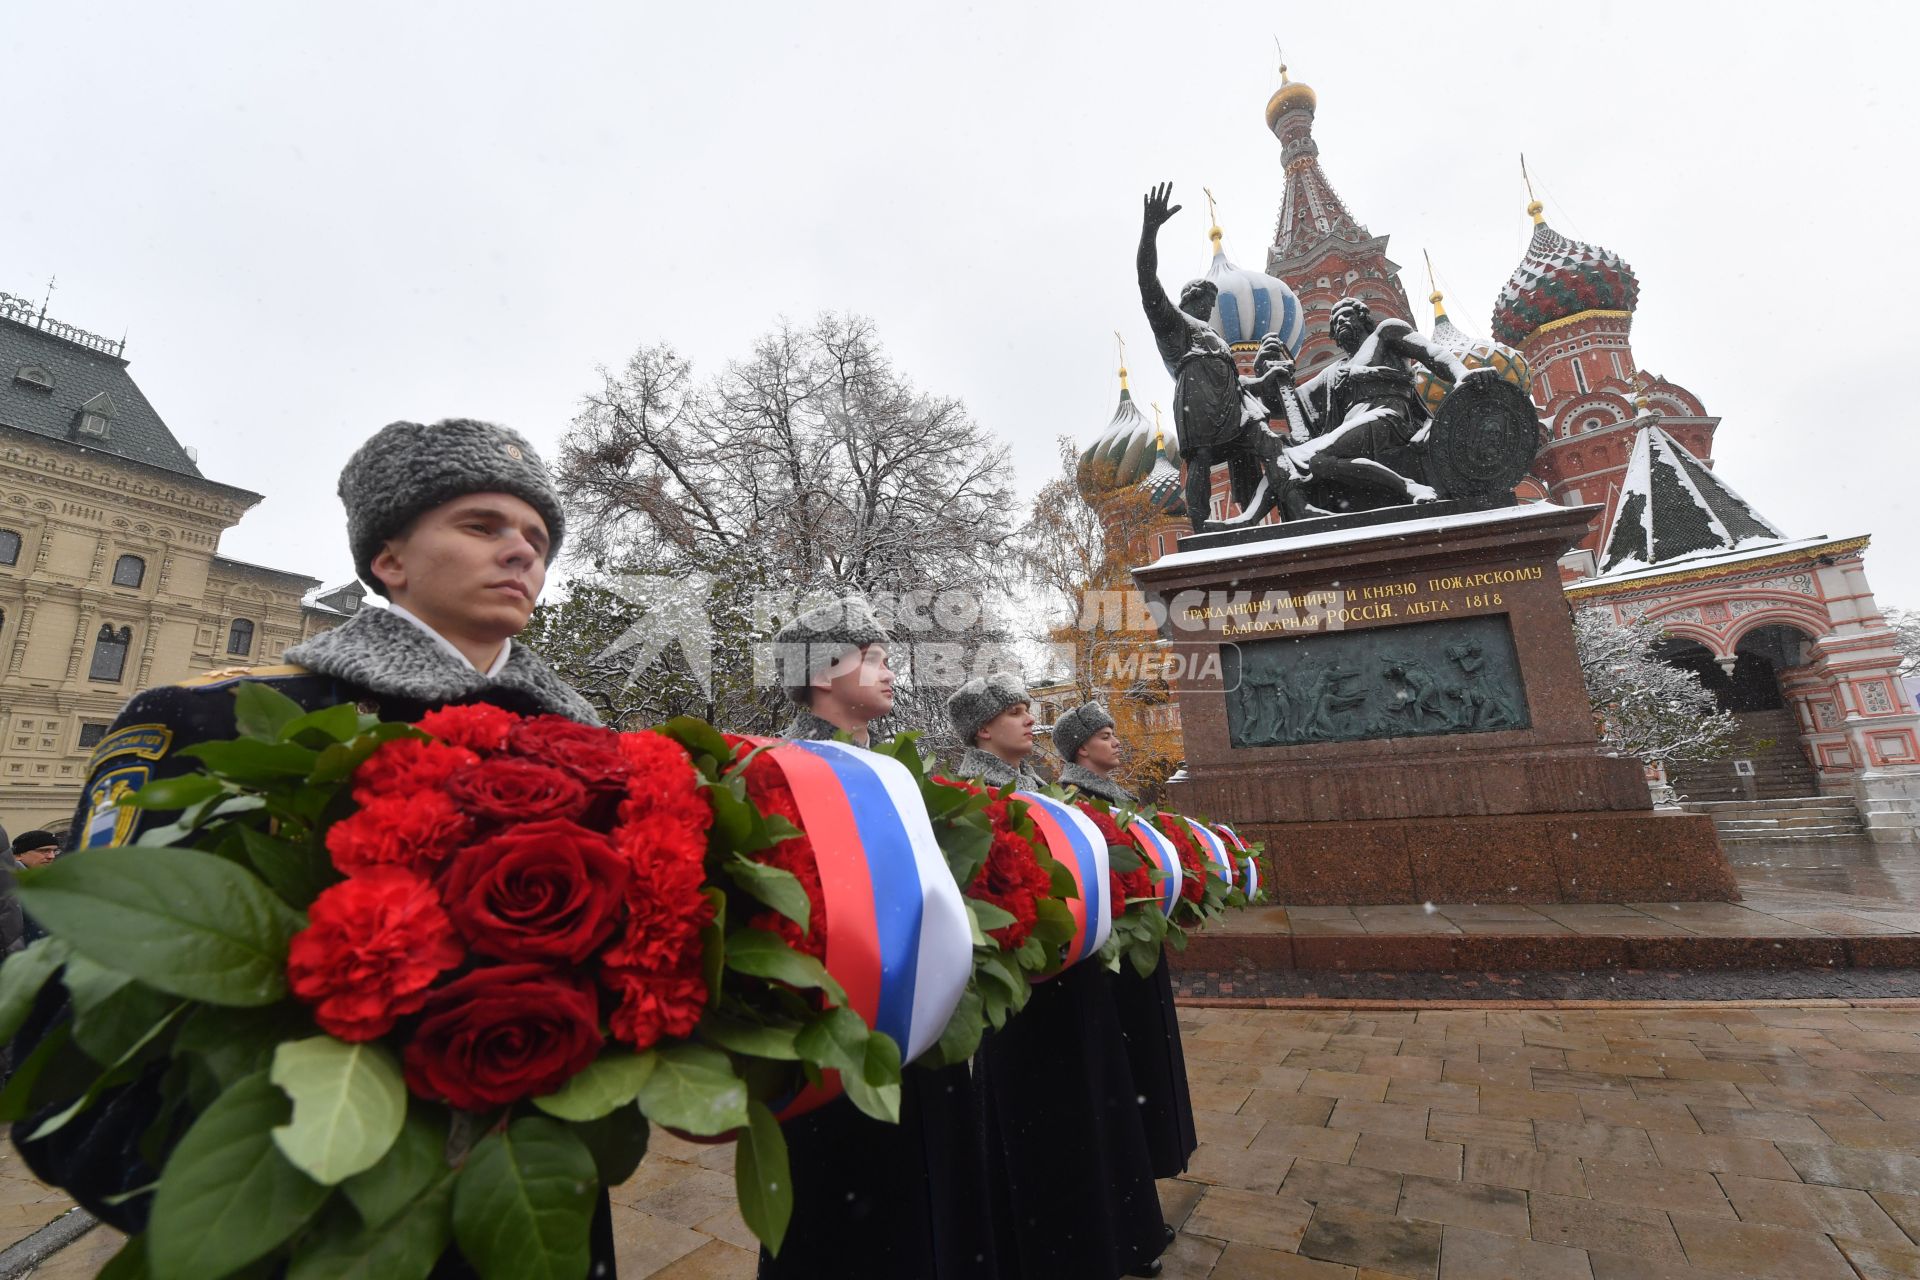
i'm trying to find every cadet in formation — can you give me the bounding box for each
[15,418,619,1279]
[953,675,1172,1280]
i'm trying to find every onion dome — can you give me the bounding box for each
[1143,442,1187,518]
[1490,201,1639,347]
[1078,365,1175,498]
[1263,64,1316,131]
[1205,224,1306,354]
[1414,286,1534,415]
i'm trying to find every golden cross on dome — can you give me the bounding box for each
[1203,187,1223,251]
[1114,331,1129,389]
[1521,155,1544,224]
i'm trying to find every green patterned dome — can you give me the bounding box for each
[1077,378,1176,498]
[1414,292,1534,415]
[1490,204,1639,346]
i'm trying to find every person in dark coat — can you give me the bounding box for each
[953,681,1170,1280]
[12,418,614,1277]
[760,596,998,1280]
[1053,704,1197,1181]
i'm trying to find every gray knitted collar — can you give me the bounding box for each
[954,746,1042,790]
[1059,762,1135,807]
[284,607,599,725]
[781,708,875,746]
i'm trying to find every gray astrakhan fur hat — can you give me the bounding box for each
[340,418,565,595]
[1052,702,1115,767]
[947,671,1030,747]
[772,596,891,704]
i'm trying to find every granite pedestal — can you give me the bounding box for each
[1134,503,1739,906]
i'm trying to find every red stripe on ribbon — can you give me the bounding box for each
[1022,801,1089,967]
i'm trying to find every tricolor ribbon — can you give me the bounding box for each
[1213,822,1262,899]
[739,737,972,1080]
[1125,816,1183,917]
[1180,815,1236,883]
[1014,790,1112,970]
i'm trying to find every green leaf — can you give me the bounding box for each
[734,1100,792,1255]
[310,723,419,786]
[842,1031,902,1126]
[124,774,226,810]
[724,928,847,1006]
[930,986,985,1066]
[0,1023,81,1122]
[531,1051,656,1122]
[656,715,735,772]
[288,1179,452,1280]
[269,1037,407,1185]
[725,854,813,933]
[341,1105,449,1235]
[343,1106,449,1230]
[697,1010,801,1061]
[28,1003,185,1141]
[451,1117,598,1280]
[0,936,70,1043]
[181,739,321,781]
[148,1072,329,1279]
[699,888,726,1007]
[1107,841,1144,873]
[66,957,178,1066]
[570,1105,649,1185]
[234,681,309,741]
[241,826,340,909]
[635,1043,749,1136]
[967,899,1019,933]
[176,1003,312,1088]
[793,1005,867,1078]
[19,846,304,1007]
[278,703,367,747]
[97,1233,150,1280]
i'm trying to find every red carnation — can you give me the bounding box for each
[440,819,631,963]
[1078,802,1150,919]
[446,757,590,824]
[402,964,604,1111]
[606,967,708,1050]
[509,716,630,790]
[326,791,472,874]
[1155,815,1208,904]
[616,731,712,833]
[414,702,519,753]
[287,868,465,1041]
[352,737,480,803]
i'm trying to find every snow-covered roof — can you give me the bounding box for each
[1597,425,1787,575]
[302,580,368,616]
[1144,500,1554,574]
[1571,532,1865,593]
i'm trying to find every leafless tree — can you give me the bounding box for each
[548,314,1019,737]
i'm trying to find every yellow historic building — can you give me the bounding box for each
[0,292,357,833]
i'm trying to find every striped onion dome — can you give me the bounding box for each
[1204,226,1307,355]
[1491,202,1639,346]
[1078,373,1176,498]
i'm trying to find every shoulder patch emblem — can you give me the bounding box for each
[81,763,151,848]
[87,723,173,769]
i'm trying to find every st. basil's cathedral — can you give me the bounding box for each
[1080,67,1920,844]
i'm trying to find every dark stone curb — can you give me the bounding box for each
[0,1208,98,1280]
[1172,930,1920,974]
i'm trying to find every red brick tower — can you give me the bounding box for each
[1263,65,1414,378]
[1492,195,1720,557]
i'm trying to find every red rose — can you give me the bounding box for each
[509,716,629,790]
[441,819,631,962]
[446,757,590,824]
[288,868,465,1041]
[352,738,480,802]
[606,967,707,1050]
[402,964,604,1110]
[327,791,473,874]
[416,703,519,753]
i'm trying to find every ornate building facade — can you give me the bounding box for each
[0,293,354,832]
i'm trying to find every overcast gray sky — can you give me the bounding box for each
[6,2,1916,606]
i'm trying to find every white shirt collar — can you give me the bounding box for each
[385,603,513,678]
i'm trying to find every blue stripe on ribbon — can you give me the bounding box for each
[1021,793,1103,962]
[1280,291,1299,352]
[1216,291,1244,345]
[1134,821,1181,915]
[790,740,923,1051]
[1253,284,1272,342]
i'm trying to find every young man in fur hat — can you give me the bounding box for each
[18,418,614,1273]
[759,597,999,1279]
[772,595,896,745]
[947,671,1045,788]
[1053,702,1134,807]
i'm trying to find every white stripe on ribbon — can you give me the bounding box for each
[1016,791,1113,963]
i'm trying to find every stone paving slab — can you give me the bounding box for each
[13,999,1920,1277]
